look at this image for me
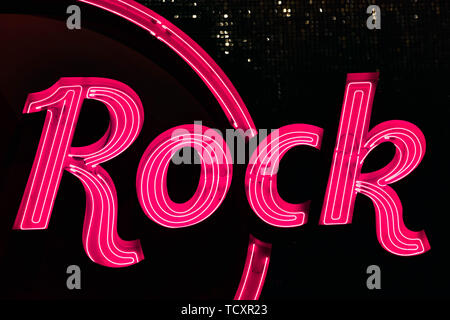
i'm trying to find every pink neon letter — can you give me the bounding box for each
[320,73,430,256]
[246,124,323,227]
[136,124,233,228]
[14,78,144,267]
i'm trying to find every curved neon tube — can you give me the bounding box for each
[235,235,272,300]
[77,0,256,138]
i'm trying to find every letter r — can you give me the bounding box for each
[14,78,144,267]
[320,73,430,256]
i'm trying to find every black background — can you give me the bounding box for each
[0,0,449,302]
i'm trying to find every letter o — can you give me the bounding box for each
[136,124,233,228]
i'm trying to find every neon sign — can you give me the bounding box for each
[14,73,429,289]
[10,0,429,300]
